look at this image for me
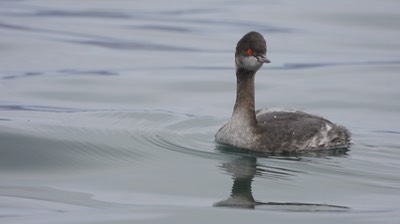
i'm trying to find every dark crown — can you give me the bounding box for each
[235,31,267,57]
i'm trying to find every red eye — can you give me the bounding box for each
[247,49,253,55]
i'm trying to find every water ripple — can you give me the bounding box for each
[0,109,220,171]
[70,40,198,52]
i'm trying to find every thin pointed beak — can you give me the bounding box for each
[256,55,271,63]
[260,56,271,63]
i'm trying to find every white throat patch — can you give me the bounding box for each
[236,55,263,71]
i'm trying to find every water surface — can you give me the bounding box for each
[1,0,400,223]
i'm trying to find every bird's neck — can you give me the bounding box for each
[231,68,257,126]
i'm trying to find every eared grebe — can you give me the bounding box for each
[215,31,351,153]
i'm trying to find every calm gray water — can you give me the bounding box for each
[1,0,400,223]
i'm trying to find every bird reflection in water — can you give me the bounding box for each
[214,146,349,211]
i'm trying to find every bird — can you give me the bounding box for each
[215,31,351,154]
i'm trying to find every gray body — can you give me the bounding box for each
[216,109,350,153]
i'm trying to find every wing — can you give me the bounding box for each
[255,109,342,151]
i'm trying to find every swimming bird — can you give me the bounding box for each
[215,31,351,153]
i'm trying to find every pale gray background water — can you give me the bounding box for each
[1,0,400,223]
